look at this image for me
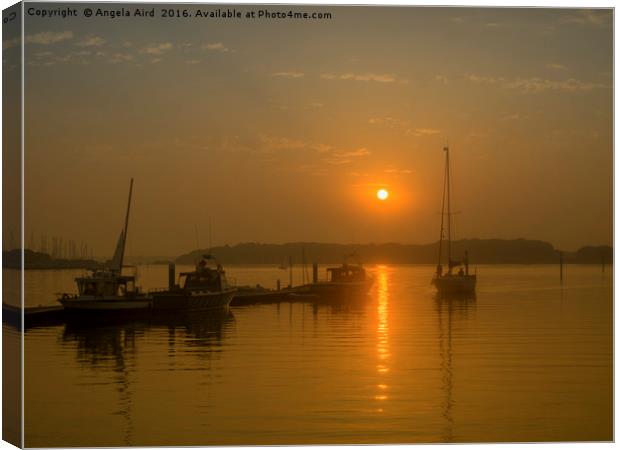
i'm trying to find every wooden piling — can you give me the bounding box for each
[168,263,175,289]
[289,255,293,288]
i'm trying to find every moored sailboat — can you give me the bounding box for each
[431,146,476,295]
[57,178,152,311]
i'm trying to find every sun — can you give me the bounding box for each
[377,189,389,201]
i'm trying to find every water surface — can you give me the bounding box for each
[13,264,612,446]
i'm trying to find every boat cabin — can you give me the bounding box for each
[76,270,137,297]
[327,264,367,283]
[178,256,230,292]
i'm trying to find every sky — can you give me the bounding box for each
[4,5,613,257]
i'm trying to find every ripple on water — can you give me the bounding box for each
[18,264,613,446]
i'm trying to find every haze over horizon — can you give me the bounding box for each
[121,236,611,261]
[5,6,612,257]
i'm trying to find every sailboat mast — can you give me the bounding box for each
[208,220,212,254]
[303,247,309,284]
[289,255,293,288]
[437,147,448,268]
[446,147,452,267]
[118,178,134,272]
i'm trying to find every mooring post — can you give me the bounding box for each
[464,250,470,276]
[277,279,281,291]
[289,255,293,288]
[168,263,175,289]
[560,252,563,283]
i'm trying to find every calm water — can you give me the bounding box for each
[7,264,613,446]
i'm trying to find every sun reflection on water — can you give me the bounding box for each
[375,266,390,411]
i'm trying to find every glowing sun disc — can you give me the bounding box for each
[377,189,389,201]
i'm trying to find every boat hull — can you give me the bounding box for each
[432,275,477,295]
[151,288,236,311]
[58,295,152,311]
[295,278,374,299]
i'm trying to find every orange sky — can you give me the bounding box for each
[5,5,612,257]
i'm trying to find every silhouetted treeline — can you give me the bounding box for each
[176,239,613,265]
[3,249,101,270]
[574,245,614,264]
[4,240,612,269]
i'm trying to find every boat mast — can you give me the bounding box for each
[301,247,308,284]
[437,146,449,271]
[208,219,212,254]
[446,146,452,270]
[118,178,134,272]
[289,255,293,288]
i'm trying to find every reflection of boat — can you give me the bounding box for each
[432,146,477,295]
[295,254,374,298]
[435,293,475,442]
[62,308,235,345]
[62,308,235,370]
[57,179,152,312]
[60,308,234,446]
[150,255,235,311]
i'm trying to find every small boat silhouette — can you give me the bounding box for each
[431,146,476,295]
[57,178,152,312]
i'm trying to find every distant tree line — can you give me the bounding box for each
[4,239,612,269]
[3,249,101,270]
[176,239,613,266]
